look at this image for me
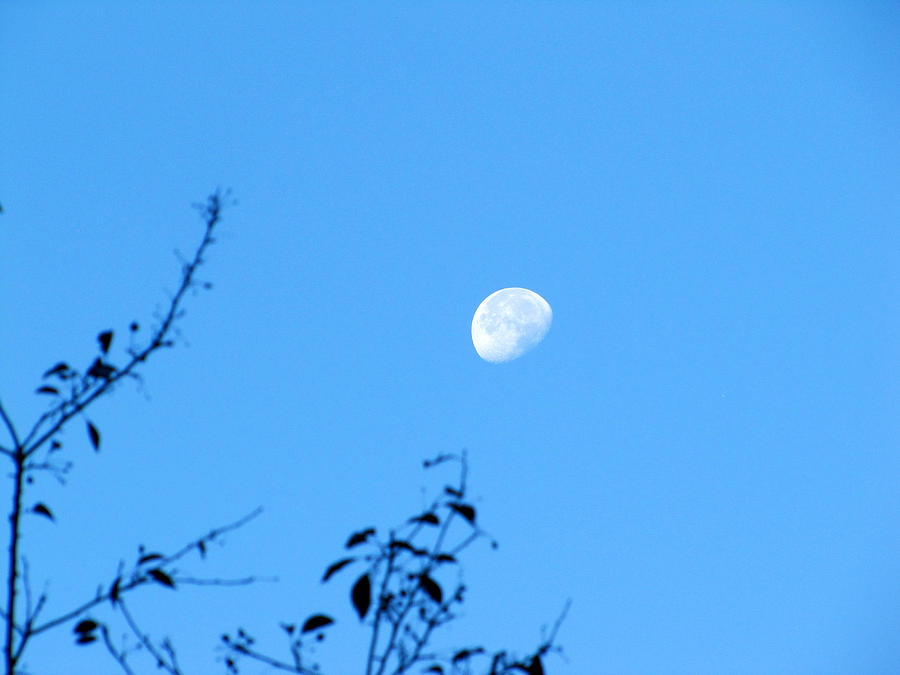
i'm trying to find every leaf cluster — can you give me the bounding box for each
[221,453,568,675]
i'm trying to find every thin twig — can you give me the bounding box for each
[222,639,321,675]
[118,599,181,675]
[0,402,19,452]
[29,507,261,637]
[101,625,138,675]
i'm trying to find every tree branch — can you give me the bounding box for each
[222,637,321,675]
[100,624,138,675]
[29,507,261,638]
[0,402,19,455]
[20,190,228,459]
[118,599,182,675]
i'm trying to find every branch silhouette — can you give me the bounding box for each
[221,453,569,675]
[0,191,260,675]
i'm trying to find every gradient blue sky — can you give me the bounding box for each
[2,3,899,674]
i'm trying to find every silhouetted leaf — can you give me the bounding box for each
[444,486,463,498]
[110,578,120,607]
[148,568,175,589]
[452,648,484,663]
[435,553,457,564]
[424,666,444,674]
[526,655,544,675]
[130,321,139,332]
[86,421,100,450]
[409,512,440,526]
[97,330,113,354]
[75,635,97,645]
[197,540,206,558]
[420,574,442,604]
[74,619,99,634]
[514,656,544,675]
[138,553,163,564]
[50,439,62,452]
[43,362,70,379]
[322,557,355,582]
[35,386,59,396]
[390,540,427,556]
[448,502,476,524]
[351,573,371,620]
[345,527,375,548]
[301,614,334,633]
[32,503,54,521]
[280,622,295,635]
[87,358,115,380]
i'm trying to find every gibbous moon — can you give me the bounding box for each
[471,288,552,363]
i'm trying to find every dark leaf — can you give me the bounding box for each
[87,358,116,380]
[419,575,442,604]
[390,540,427,556]
[448,502,476,524]
[444,485,463,498]
[148,568,175,589]
[197,540,206,558]
[35,385,59,396]
[32,503,54,521]
[138,553,163,564]
[97,330,113,354]
[279,622,295,636]
[351,573,371,620]
[301,614,334,634]
[409,512,440,526]
[425,667,444,674]
[435,553,457,564]
[50,439,62,452]
[43,362,70,379]
[322,557,355,582]
[452,648,484,663]
[74,619,99,634]
[110,577,120,607]
[345,527,375,549]
[75,635,97,645]
[86,421,100,451]
[130,322,139,332]
[526,655,544,675]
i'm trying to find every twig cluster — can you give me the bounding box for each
[0,191,257,675]
[221,453,569,675]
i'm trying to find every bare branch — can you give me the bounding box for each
[0,402,19,456]
[220,636,321,675]
[118,599,182,675]
[29,507,261,638]
[101,624,138,675]
[173,575,264,587]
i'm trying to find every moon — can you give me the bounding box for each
[471,288,552,363]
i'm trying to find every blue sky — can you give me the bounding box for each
[1,2,899,673]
